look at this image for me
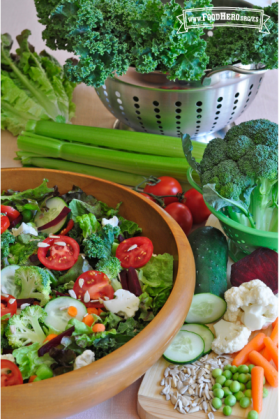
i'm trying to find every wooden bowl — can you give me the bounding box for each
[1,168,195,419]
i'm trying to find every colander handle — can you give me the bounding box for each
[187,168,203,194]
[202,65,267,83]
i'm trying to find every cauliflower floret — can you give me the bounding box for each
[12,222,38,237]
[1,354,15,363]
[101,216,119,227]
[74,350,95,370]
[103,289,140,319]
[212,320,251,355]
[224,279,278,331]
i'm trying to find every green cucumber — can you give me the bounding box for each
[188,226,228,298]
[44,296,87,332]
[181,323,214,354]
[163,330,204,364]
[1,265,21,297]
[34,197,68,235]
[185,293,227,324]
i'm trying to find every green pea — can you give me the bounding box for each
[233,372,239,380]
[213,388,224,399]
[212,383,222,390]
[223,387,232,397]
[212,368,223,378]
[215,375,227,385]
[246,373,251,380]
[223,406,232,416]
[247,410,259,419]
[246,381,252,390]
[224,395,236,407]
[248,364,255,373]
[230,365,238,373]
[224,364,232,371]
[224,379,233,388]
[22,209,33,223]
[36,364,53,380]
[238,373,249,383]
[234,391,245,401]
[222,370,232,379]
[244,389,252,398]
[239,382,246,391]
[239,397,251,408]
[263,387,269,398]
[212,397,222,410]
[238,365,249,373]
[229,381,241,394]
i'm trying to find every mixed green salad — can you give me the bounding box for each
[1,180,173,386]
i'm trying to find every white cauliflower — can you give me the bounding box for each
[12,222,38,237]
[103,289,140,319]
[74,350,95,370]
[1,354,15,363]
[224,279,278,331]
[212,320,251,355]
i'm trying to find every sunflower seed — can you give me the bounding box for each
[189,406,200,413]
[208,413,215,419]
[160,378,165,386]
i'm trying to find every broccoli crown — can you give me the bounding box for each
[224,119,278,148]
[238,145,278,182]
[83,224,121,261]
[1,230,16,259]
[199,137,228,173]
[95,257,122,281]
[14,266,52,306]
[6,305,47,348]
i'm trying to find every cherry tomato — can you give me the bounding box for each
[73,271,114,308]
[1,214,10,234]
[1,205,20,222]
[1,294,17,318]
[140,193,155,202]
[1,360,23,387]
[164,202,193,236]
[143,177,182,206]
[37,235,79,271]
[116,236,153,269]
[182,189,211,224]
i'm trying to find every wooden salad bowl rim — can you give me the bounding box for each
[1,168,196,419]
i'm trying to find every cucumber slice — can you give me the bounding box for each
[1,265,21,297]
[34,197,68,235]
[185,293,227,324]
[181,324,214,354]
[163,330,204,364]
[44,296,87,332]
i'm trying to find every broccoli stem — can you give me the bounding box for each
[249,179,278,231]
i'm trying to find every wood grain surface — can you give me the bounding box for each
[1,168,196,419]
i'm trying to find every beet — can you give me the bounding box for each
[127,267,142,296]
[231,247,278,293]
[37,206,71,231]
[16,298,35,306]
[10,214,23,228]
[38,326,75,357]
[120,270,129,291]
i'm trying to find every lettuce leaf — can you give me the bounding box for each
[13,342,54,380]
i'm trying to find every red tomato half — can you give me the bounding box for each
[1,205,20,222]
[1,294,17,318]
[73,271,114,308]
[182,189,211,224]
[1,215,10,234]
[116,236,153,269]
[1,360,23,387]
[37,235,79,271]
[165,202,193,236]
[143,176,182,206]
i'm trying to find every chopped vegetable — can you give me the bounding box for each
[263,336,278,369]
[251,366,264,413]
[249,350,278,387]
[92,324,106,333]
[1,359,23,387]
[232,333,266,367]
[14,266,52,306]
[261,318,278,360]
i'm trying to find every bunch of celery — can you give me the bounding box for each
[16,120,206,188]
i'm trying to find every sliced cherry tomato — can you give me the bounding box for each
[143,176,182,206]
[73,271,114,308]
[165,202,193,236]
[1,205,20,222]
[1,294,17,318]
[60,219,75,235]
[1,214,10,234]
[1,360,23,387]
[182,189,211,224]
[37,235,79,271]
[116,237,153,269]
[140,193,155,202]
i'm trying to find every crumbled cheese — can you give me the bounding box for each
[74,350,95,370]
[101,216,119,227]
[12,222,38,237]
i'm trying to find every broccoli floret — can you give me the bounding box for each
[1,230,16,259]
[226,135,255,161]
[95,257,122,281]
[83,224,121,260]
[6,305,47,348]
[199,137,228,173]
[225,119,278,148]
[14,266,52,306]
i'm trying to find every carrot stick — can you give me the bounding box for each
[251,366,264,413]
[264,336,278,369]
[262,321,278,360]
[43,333,58,343]
[82,314,94,327]
[272,318,278,329]
[232,333,266,366]
[92,323,105,333]
[249,350,278,387]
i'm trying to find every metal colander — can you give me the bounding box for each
[95,64,266,141]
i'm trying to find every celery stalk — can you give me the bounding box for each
[25,120,206,159]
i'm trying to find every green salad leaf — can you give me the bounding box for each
[13,342,54,380]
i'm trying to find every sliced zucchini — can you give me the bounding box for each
[1,265,21,297]
[185,293,227,324]
[163,330,204,364]
[34,197,68,235]
[44,296,87,332]
[181,324,214,355]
